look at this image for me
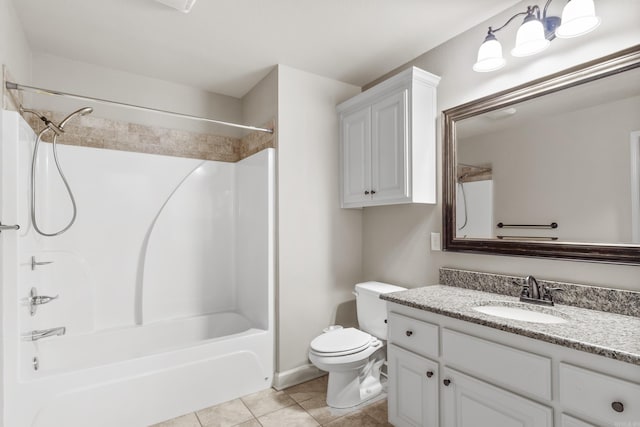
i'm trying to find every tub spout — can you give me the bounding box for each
[23,326,66,341]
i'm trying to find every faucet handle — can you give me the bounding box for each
[542,286,564,302]
[511,280,529,298]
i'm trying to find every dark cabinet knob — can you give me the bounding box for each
[443,379,451,386]
[405,330,413,337]
[426,371,434,378]
[612,401,624,413]
[364,190,370,195]
[371,190,376,194]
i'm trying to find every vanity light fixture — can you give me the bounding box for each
[473,0,600,72]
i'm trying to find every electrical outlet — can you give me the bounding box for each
[430,232,441,251]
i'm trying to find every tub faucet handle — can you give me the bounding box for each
[28,287,59,316]
[31,256,54,270]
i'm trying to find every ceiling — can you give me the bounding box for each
[12,0,519,98]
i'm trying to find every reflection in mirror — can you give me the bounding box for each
[455,67,640,244]
[443,45,640,264]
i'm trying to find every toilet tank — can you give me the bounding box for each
[355,281,407,340]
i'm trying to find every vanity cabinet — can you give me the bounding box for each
[441,367,552,427]
[388,344,439,427]
[337,67,440,208]
[386,303,639,427]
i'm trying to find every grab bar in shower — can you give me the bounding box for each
[22,327,66,341]
[0,222,20,232]
[497,222,558,229]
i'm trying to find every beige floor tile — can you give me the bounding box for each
[284,375,328,403]
[323,410,385,427]
[258,404,321,427]
[233,420,261,427]
[299,395,359,425]
[149,412,201,427]
[362,399,389,423]
[196,398,254,427]
[241,387,296,417]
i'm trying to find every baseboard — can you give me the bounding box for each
[272,364,325,390]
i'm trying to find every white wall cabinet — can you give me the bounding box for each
[386,302,639,427]
[337,67,440,208]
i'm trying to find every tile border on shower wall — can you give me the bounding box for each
[26,112,275,163]
[439,267,640,318]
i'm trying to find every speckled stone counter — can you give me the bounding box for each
[381,285,640,365]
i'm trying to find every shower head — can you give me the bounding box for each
[19,106,64,135]
[58,107,93,130]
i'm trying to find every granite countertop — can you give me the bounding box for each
[382,285,640,365]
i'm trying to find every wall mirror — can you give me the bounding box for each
[443,45,640,264]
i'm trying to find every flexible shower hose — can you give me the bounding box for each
[31,128,77,236]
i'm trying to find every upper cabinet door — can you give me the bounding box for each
[340,107,371,207]
[337,67,440,208]
[371,90,408,203]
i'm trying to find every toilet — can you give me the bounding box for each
[308,281,407,408]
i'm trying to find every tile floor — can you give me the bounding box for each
[151,375,393,427]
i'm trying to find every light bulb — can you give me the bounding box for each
[473,34,506,72]
[511,17,550,57]
[556,0,601,38]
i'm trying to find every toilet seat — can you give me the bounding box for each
[310,328,377,357]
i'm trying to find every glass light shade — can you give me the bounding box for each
[556,0,601,38]
[511,18,550,57]
[473,37,506,72]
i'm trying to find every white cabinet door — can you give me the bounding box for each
[340,107,371,206]
[442,367,553,427]
[371,90,408,203]
[388,344,439,427]
[560,414,597,427]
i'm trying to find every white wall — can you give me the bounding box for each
[276,65,361,373]
[363,0,640,291]
[242,67,278,128]
[0,0,31,84]
[29,54,244,137]
[0,1,31,422]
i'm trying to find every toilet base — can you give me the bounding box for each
[325,353,385,409]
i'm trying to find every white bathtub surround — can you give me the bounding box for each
[0,111,275,427]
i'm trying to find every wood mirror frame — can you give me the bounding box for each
[442,45,640,264]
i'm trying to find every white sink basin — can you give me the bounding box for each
[473,304,568,324]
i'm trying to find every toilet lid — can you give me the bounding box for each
[310,328,372,356]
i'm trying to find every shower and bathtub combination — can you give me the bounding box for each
[0,95,276,427]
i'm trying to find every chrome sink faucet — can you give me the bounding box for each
[22,327,66,341]
[526,275,541,300]
[513,275,563,306]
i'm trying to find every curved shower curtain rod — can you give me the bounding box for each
[5,81,274,134]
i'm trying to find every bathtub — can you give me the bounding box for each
[13,311,273,427]
[1,112,276,427]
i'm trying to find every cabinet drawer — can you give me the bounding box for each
[559,363,640,426]
[388,312,438,358]
[442,328,551,401]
